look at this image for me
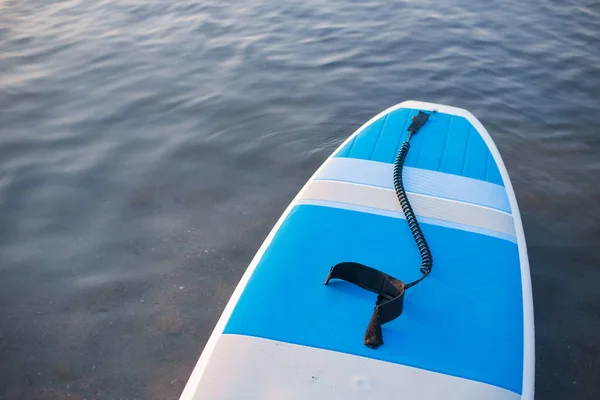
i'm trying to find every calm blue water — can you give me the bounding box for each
[1,0,599,399]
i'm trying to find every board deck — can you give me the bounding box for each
[180,101,535,400]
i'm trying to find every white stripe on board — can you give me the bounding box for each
[190,334,521,400]
[314,157,512,213]
[296,199,517,243]
[299,180,516,239]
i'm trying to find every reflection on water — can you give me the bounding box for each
[1,0,599,399]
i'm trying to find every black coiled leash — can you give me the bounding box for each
[324,110,434,349]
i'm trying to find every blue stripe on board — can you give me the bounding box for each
[462,125,489,182]
[371,108,411,162]
[439,116,471,176]
[314,158,512,213]
[485,150,504,186]
[335,108,505,186]
[225,205,524,394]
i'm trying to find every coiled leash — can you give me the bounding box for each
[324,111,434,349]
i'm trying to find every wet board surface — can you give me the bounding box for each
[180,101,535,400]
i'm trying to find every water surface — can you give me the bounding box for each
[1,0,599,399]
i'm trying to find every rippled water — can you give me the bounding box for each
[1,0,599,399]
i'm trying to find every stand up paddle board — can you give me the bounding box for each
[180,101,534,400]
